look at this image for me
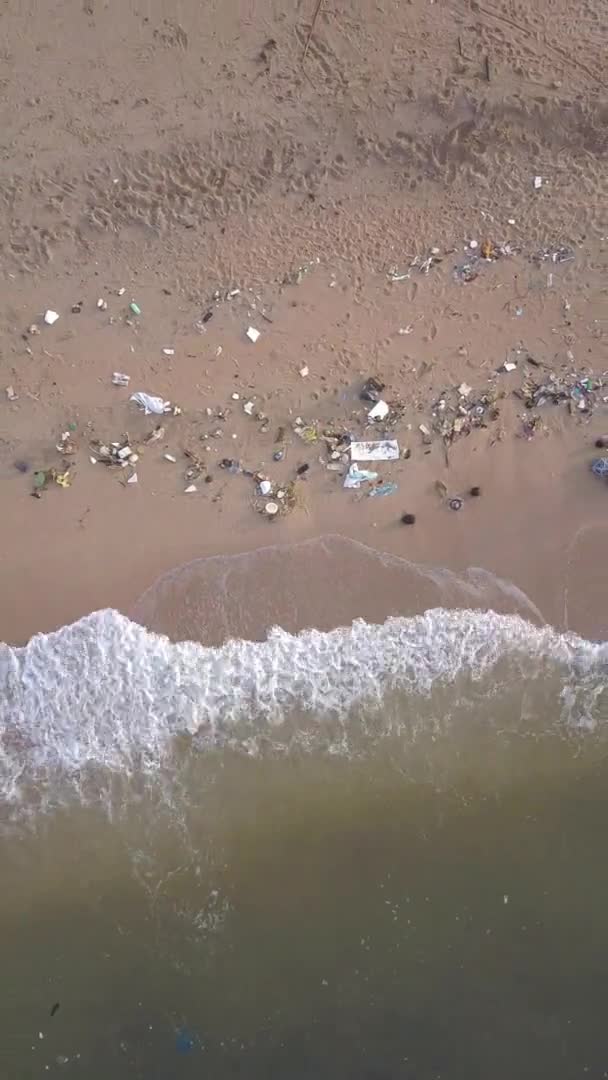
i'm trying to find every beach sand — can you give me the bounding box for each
[0,0,606,644]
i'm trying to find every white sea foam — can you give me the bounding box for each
[1,608,607,811]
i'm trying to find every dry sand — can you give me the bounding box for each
[0,0,606,644]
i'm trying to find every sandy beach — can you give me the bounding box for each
[0,0,606,644]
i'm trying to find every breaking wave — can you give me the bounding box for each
[1,605,608,816]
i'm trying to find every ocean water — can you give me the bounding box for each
[2,538,608,1079]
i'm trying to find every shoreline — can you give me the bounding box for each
[1,251,606,646]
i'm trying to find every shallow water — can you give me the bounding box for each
[2,539,608,1078]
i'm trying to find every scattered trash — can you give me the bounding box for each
[481,240,495,259]
[369,482,398,498]
[520,414,541,439]
[534,175,543,190]
[28,323,41,335]
[162,348,175,357]
[344,465,379,489]
[296,463,309,476]
[368,400,389,421]
[516,373,600,414]
[112,372,130,386]
[350,439,399,462]
[401,512,416,525]
[398,325,414,335]
[246,326,260,344]
[243,401,255,416]
[56,431,76,455]
[454,261,478,284]
[258,479,273,496]
[458,382,472,398]
[503,361,517,373]
[90,436,137,468]
[430,385,500,443]
[360,377,385,403]
[468,239,479,250]
[44,310,59,326]
[535,245,575,265]
[71,302,83,314]
[435,480,448,499]
[293,419,319,444]
[164,454,177,463]
[470,486,482,497]
[145,425,165,444]
[127,472,138,484]
[33,470,49,491]
[97,298,108,311]
[273,449,285,462]
[184,484,198,493]
[591,458,608,478]
[129,301,141,316]
[387,269,410,283]
[55,469,72,488]
[14,460,29,473]
[595,437,608,449]
[449,497,463,511]
[50,1004,60,1018]
[32,466,72,495]
[202,311,214,324]
[130,392,172,415]
[264,501,279,516]
[219,458,241,473]
[299,366,309,378]
[118,287,126,296]
[5,386,17,401]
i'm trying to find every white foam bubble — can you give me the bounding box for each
[1,608,607,812]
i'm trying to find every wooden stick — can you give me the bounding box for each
[303,0,324,62]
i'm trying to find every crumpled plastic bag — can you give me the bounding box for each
[130,392,171,416]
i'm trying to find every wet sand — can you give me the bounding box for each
[0,0,606,644]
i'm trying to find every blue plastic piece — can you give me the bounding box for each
[591,458,608,478]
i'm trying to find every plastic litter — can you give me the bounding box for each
[184,484,197,493]
[129,301,141,316]
[97,298,108,311]
[368,400,389,421]
[264,501,279,516]
[343,465,378,489]
[259,479,273,496]
[130,392,171,415]
[127,472,138,485]
[6,385,17,401]
[534,176,543,190]
[350,439,399,462]
[360,377,385,403]
[162,348,175,357]
[449,497,463,511]
[44,310,59,325]
[246,326,260,343]
[591,458,608,478]
[243,401,255,416]
[369,482,398,498]
[299,366,309,378]
[164,454,177,463]
[112,372,130,386]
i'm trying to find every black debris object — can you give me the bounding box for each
[360,377,385,404]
